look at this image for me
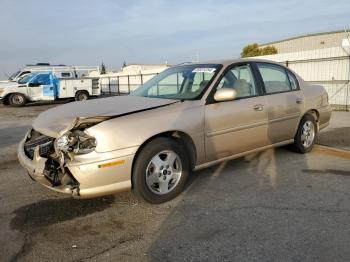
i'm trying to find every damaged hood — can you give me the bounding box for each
[33,96,178,138]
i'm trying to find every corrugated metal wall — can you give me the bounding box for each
[259,31,348,53]
[257,47,350,110]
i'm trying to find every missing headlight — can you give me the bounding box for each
[56,130,96,155]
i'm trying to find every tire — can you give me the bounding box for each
[291,114,317,153]
[75,91,89,101]
[132,137,190,204]
[8,93,26,107]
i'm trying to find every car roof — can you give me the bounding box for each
[185,58,284,68]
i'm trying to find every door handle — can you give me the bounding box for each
[253,104,264,111]
[296,98,303,104]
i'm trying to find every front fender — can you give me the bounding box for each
[85,102,205,161]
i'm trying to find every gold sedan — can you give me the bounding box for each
[18,59,331,203]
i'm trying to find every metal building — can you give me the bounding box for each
[260,29,350,53]
[257,29,350,110]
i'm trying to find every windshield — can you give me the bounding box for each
[131,64,221,100]
[9,71,20,81]
[18,74,34,84]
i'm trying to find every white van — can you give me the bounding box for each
[2,63,99,83]
[0,72,100,106]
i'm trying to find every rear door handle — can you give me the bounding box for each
[253,104,264,111]
[296,98,303,104]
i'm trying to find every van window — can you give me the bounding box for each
[61,72,71,78]
[256,63,291,94]
[18,74,34,84]
[33,74,51,85]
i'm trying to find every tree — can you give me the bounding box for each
[100,62,106,74]
[241,43,261,58]
[260,45,278,56]
[122,61,127,68]
[241,43,277,57]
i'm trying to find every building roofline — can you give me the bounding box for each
[260,28,350,46]
[124,64,170,66]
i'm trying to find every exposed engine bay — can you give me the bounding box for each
[23,119,103,193]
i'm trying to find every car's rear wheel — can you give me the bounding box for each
[75,91,89,101]
[9,93,26,107]
[291,114,317,153]
[132,137,190,204]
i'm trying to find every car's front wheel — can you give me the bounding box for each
[9,93,26,107]
[132,137,190,204]
[291,114,317,153]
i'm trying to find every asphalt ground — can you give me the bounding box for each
[0,102,349,262]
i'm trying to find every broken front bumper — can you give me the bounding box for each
[18,135,137,198]
[18,137,75,195]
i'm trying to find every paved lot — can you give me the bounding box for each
[317,111,350,151]
[0,103,349,262]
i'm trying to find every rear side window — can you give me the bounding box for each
[287,71,299,90]
[256,63,291,94]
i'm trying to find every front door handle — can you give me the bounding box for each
[253,104,264,111]
[296,98,303,104]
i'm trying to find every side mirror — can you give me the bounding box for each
[214,88,237,102]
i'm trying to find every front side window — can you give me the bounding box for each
[256,63,291,94]
[32,74,51,85]
[131,64,221,100]
[217,64,257,98]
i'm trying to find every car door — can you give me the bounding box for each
[204,63,268,162]
[254,62,304,144]
[28,73,55,101]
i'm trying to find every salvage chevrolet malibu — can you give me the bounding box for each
[18,59,331,203]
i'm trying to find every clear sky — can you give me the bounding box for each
[0,0,349,78]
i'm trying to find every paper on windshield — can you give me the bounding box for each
[192,68,216,73]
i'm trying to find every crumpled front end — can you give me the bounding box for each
[18,129,81,195]
[18,125,136,198]
[17,95,179,198]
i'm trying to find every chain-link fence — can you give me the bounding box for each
[98,54,350,111]
[99,73,158,95]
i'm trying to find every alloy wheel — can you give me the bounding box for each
[301,120,315,148]
[145,150,183,195]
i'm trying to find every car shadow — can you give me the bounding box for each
[10,195,115,232]
[147,146,350,261]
